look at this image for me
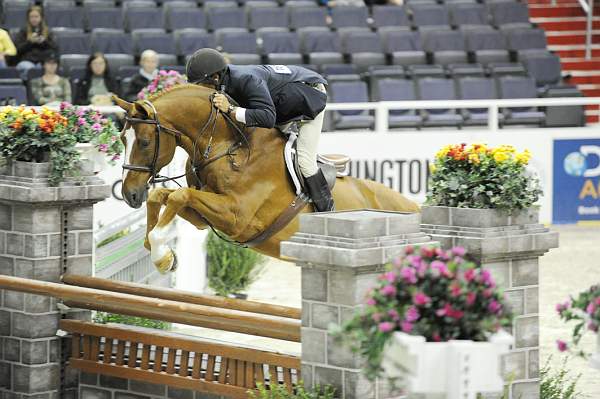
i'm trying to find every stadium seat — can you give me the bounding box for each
[248,7,288,30]
[0,85,28,105]
[382,30,427,66]
[299,28,343,66]
[520,51,563,91]
[449,3,488,29]
[422,30,468,65]
[0,68,20,79]
[457,76,501,126]
[86,8,125,31]
[207,7,247,31]
[92,29,134,54]
[465,27,510,64]
[164,7,206,31]
[60,54,89,74]
[259,31,303,64]
[490,1,532,29]
[175,29,215,57]
[406,64,446,78]
[53,29,91,55]
[2,4,28,29]
[505,28,549,59]
[447,63,486,78]
[330,6,369,29]
[372,6,410,30]
[125,8,164,31]
[417,78,464,127]
[321,64,358,76]
[105,54,135,73]
[375,78,422,129]
[497,75,545,126]
[216,31,257,54]
[132,29,176,56]
[341,31,386,72]
[45,6,85,30]
[329,80,374,130]
[410,4,451,30]
[289,6,328,29]
[487,62,527,77]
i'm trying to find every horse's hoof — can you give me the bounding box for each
[154,249,176,275]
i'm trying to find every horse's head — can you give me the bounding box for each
[115,96,179,208]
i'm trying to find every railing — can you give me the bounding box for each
[38,96,600,134]
[0,274,302,398]
[575,0,596,59]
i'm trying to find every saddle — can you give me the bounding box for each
[283,131,350,197]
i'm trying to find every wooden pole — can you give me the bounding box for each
[0,275,300,342]
[62,274,301,320]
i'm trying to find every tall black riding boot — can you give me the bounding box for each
[305,169,335,212]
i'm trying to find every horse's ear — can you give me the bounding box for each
[113,96,132,112]
[132,101,153,119]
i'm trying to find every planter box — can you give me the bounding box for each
[421,206,539,228]
[590,334,600,370]
[0,160,51,179]
[76,143,108,174]
[382,331,514,399]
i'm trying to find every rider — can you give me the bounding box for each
[185,48,335,212]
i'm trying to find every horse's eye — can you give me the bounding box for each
[139,139,150,148]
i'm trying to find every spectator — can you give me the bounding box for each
[14,6,58,78]
[75,52,119,105]
[125,49,159,102]
[0,28,17,68]
[30,55,71,106]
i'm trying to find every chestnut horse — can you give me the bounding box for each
[115,84,419,274]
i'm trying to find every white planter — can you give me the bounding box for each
[76,143,108,174]
[590,333,600,370]
[382,330,514,399]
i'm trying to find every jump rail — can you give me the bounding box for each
[35,96,600,133]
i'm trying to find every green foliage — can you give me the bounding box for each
[426,143,542,211]
[556,284,600,358]
[93,312,170,330]
[248,382,336,399]
[540,357,582,399]
[206,230,265,297]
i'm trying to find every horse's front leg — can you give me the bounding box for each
[144,188,176,250]
[148,188,237,274]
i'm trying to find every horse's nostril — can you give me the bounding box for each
[131,193,137,201]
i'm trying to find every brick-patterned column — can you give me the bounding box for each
[421,206,558,399]
[0,160,109,399]
[281,210,435,399]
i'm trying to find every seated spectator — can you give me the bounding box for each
[0,28,17,68]
[30,55,71,106]
[125,49,159,102]
[75,52,119,105]
[14,6,58,78]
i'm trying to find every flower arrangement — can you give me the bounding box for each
[556,285,600,358]
[426,143,542,210]
[336,245,513,380]
[59,102,123,164]
[137,70,187,100]
[0,105,79,185]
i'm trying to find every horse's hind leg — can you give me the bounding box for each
[144,188,176,250]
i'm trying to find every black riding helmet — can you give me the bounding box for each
[186,48,228,86]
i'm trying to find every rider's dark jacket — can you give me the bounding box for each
[221,65,328,128]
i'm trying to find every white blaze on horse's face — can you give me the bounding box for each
[123,126,136,182]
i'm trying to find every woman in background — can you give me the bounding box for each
[75,52,119,105]
[30,55,71,106]
[14,6,58,77]
[0,28,16,68]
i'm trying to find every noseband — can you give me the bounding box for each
[122,100,184,185]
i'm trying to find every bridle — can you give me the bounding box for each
[122,100,185,185]
[121,95,250,187]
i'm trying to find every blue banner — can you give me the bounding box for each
[553,139,600,223]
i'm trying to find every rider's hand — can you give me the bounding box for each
[212,93,230,114]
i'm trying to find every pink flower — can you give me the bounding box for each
[431,260,452,278]
[420,246,435,258]
[436,303,464,319]
[92,123,102,131]
[400,321,413,333]
[556,301,570,314]
[379,322,394,333]
[60,101,70,111]
[451,246,466,257]
[595,297,600,306]
[75,108,85,117]
[483,289,494,298]
[159,69,168,76]
[372,312,382,323]
[488,300,502,314]
[449,282,462,297]
[480,270,495,287]
[466,292,477,306]
[383,271,396,283]
[400,267,417,284]
[413,292,431,306]
[432,332,442,342]
[405,306,420,322]
[366,298,376,306]
[381,284,397,297]
[587,302,596,315]
[464,268,476,282]
[98,143,108,152]
[557,339,568,352]
[388,309,400,321]
[137,91,145,100]
[77,117,86,126]
[111,154,120,161]
[404,245,414,255]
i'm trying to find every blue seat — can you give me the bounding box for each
[520,50,563,89]
[260,31,302,64]
[2,4,28,29]
[175,29,214,57]
[53,30,91,55]
[207,7,247,31]
[45,6,85,30]
[457,77,500,126]
[132,30,176,56]
[490,1,531,29]
[289,6,327,29]
[0,85,28,105]
[383,30,426,66]
[86,8,124,30]
[330,6,369,29]
[498,75,546,126]
[125,8,164,31]
[341,31,386,72]
[217,31,257,54]
[92,29,133,54]
[165,8,205,31]
[423,30,468,65]
[372,6,410,29]
[449,3,488,28]
[376,78,422,128]
[465,27,510,64]
[329,80,374,130]
[248,7,288,30]
[300,28,343,66]
[410,4,451,30]
[417,77,463,127]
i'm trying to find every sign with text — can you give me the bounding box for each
[553,138,600,223]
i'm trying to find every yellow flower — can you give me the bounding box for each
[436,145,452,159]
[429,163,437,173]
[468,153,480,164]
[516,150,531,165]
[493,151,509,163]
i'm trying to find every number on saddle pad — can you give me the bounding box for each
[268,65,292,74]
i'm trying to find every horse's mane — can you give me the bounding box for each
[146,83,213,103]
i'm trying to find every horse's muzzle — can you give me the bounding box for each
[123,187,148,209]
